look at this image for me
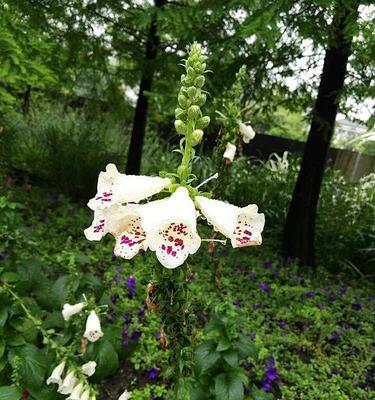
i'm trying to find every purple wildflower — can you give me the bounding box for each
[125,276,136,297]
[330,332,340,341]
[259,282,270,294]
[114,275,121,284]
[145,367,159,380]
[317,303,325,310]
[121,327,129,337]
[122,338,129,348]
[249,332,256,340]
[352,303,362,311]
[304,291,315,299]
[138,305,146,317]
[277,321,286,328]
[249,272,256,281]
[110,294,118,304]
[131,330,142,340]
[115,265,123,273]
[155,331,161,340]
[261,356,278,392]
[233,300,241,308]
[263,260,273,269]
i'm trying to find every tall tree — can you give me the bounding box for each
[125,0,167,174]
[283,0,360,265]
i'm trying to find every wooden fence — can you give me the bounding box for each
[243,133,375,181]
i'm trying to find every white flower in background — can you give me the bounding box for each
[118,389,132,400]
[62,303,85,321]
[239,122,256,143]
[81,361,96,377]
[195,196,265,247]
[68,383,84,400]
[80,390,91,400]
[140,187,201,269]
[58,370,78,395]
[266,151,289,174]
[223,142,236,163]
[46,361,66,385]
[87,163,170,210]
[84,311,103,342]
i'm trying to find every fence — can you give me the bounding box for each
[243,133,375,181]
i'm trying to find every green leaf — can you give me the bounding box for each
[0,308,8,328]
[216,336,231,352]
[250,387,274,400]
[195,340,220,371]
[0,339,5,358]
[238,334,258,360]
[8,344,49,389]
[7,336,26,347]
[214,372,244,400]
[84,340,119,381]
[1,272,20,283]
[0,386,21,400]
[222,350,238,368]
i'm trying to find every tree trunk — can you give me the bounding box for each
[125,0,166,175]
[21,85,31,114]
[282,0,359,266]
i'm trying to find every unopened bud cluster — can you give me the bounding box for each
[174,43,210,147]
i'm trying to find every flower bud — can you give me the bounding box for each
[178,94,189,109]
[174,120,186,135]
[196,116,210,129]
[223,142,236,164]
[196,93,207,107]
[187,105,200,120]
[187,86,198,99]
[84,311,104,342]
[191,129,204,145]
[174,108,185,119]
[62,303,85,321]
[194,76,205,88]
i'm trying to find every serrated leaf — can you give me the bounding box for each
[214,372,244,400]
[222,350,238,368]
[238,334,258,360]
[216,337,231,352]
[195,340,220,371]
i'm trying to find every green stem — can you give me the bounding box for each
[180,120,195,183]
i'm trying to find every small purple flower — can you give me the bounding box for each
[304,291,315,299]
[121,327,129,337]
[249,332,256,340]
[233,300,241,308]
[138,305,146,317]
[249,272,256,281]
[263,260,273,269]
[277,321,286,328]
[338,287,347,296]
[110,294,118,304]
[145,367,159,380]
[122,313,129,321]
[261,356,278,392]
[352,303,362,311]
[330,332,340,341]
[122,338,129,347]
[131,330,142,340]
[125,276,136,297]
[317,303,325,310]
[259,282,270,294]
[115,265,123,273]
[114,275,121,284]
[155,331,161,340]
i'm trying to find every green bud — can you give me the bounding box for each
[194,75,205,88]
[187,66,195,77]
[187,86,197,98]
[187,105,200,119]
[175,107,186,119]
[196,116,210,129]
[178,94,189,108]
[175,120,186,134]
[196,93,207,106]
[191,129,204,145]
[177,165,190,178]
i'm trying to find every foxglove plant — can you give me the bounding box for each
[84,43,265,392]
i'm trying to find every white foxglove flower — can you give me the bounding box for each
[58,371,78,394]
[223,142,236,163]
[46,361,65,385]
[81,361,96,377]
[239,122,256,143]
[118,389,132,400]
[84,311,104,342]
[140,187,201,269]
[195,196,265,247]
[87,163,170,210]
[62,303,85,321]
[68,383,84,400]
[80,390,91,400]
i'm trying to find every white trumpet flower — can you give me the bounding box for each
[223,142,236,163]
[81,361,96,377]
[68,383,84,400]
[118,389,132,400]
[87,163,170,210]
[80,390,91,400]
[58,371,78,395]
[195,196,265,247]
[239,122,256,143]
[62,303,85,321]
[84,311,104,342]
[140,187,201,269]
[46,361,66,385]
